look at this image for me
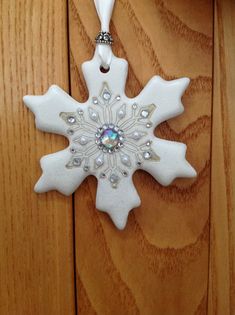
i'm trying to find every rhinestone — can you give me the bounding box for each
[100,128,119,149]
[118,130,124,135]
[77,109,83,115]
[67,129,74,135]
[100,173,106,178]
[73,158,82,166]
[93,97,98,104]
[116,95,121,101]
[137,161,142,166]
[146,122,152,128]
[141,110,149,118]
[112,183,118,189]
[103,91,111,100]
[132,103,138,109]
[67,116,76,124]
[83,166,89,172]
[104,34,109,41]
[103,124,108,130]
[146,141,151,146]
[143,151,152,160]
[109,124,115,129]
[110,174,119,184]
[122,171,128,177]
[70,147,76,154]
[114,126,119,132]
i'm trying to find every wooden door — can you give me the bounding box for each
[0,0,234,314]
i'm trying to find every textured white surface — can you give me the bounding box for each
[24,48,196,229]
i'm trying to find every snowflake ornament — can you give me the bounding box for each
[23,0,196,230]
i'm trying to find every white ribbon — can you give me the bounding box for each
[94,0,115,69]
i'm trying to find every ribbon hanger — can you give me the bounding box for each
[94,0,115,69]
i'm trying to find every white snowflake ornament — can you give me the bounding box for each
[23,0,196,230]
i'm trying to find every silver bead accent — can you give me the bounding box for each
[95,31,113,45]
[70,147,76,154]
[116,95,121,101]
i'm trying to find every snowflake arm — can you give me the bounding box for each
[140,137,196,186]
[34,149,88,196]
[133,76,190,128]
[96,175,141,230]
[23,85,80,136]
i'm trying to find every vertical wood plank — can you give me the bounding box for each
[0,1,75,314]
[69,0,213,313]
[208,1,235,314]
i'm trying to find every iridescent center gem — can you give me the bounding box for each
[100,128,119,149]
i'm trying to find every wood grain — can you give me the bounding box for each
[208,1,235,314]
[0,1,75,314]
[69,0,213,314]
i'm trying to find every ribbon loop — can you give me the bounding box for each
[94,0,115,32]
[94,0,115,69]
